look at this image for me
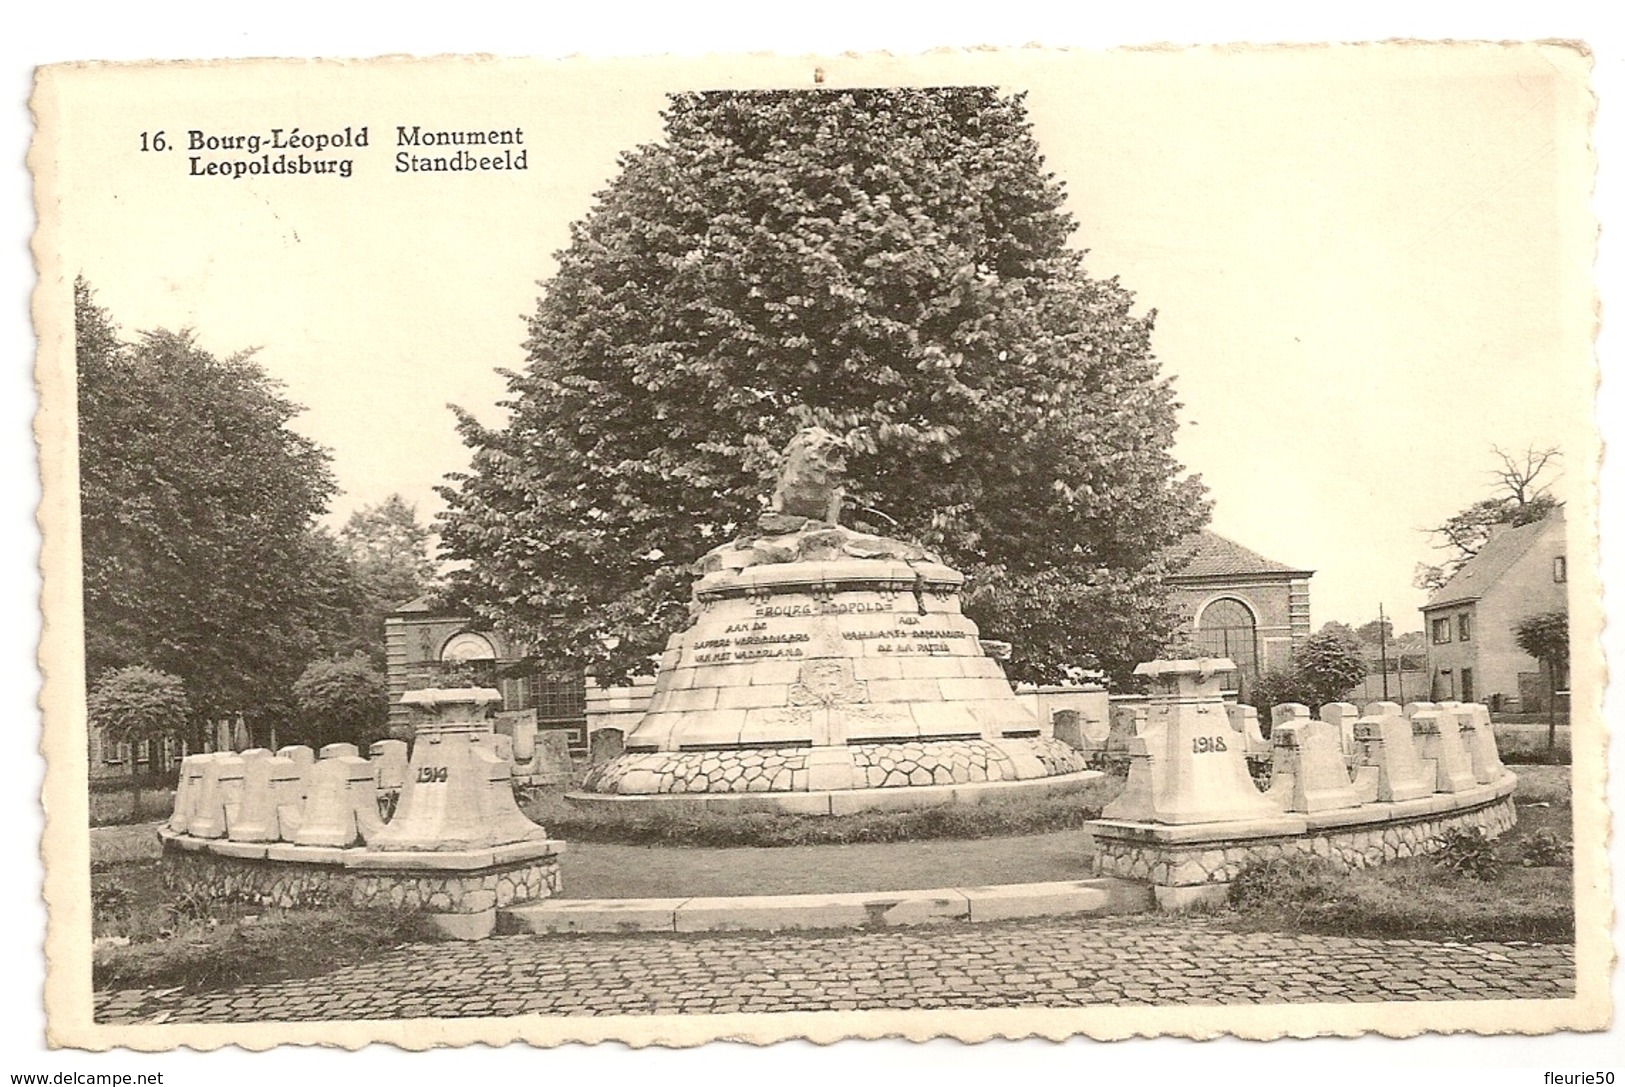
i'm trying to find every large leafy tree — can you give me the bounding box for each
[77,279,351,739]
[438,89,1209,685]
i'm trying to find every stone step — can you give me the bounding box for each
[498,877,1151,935]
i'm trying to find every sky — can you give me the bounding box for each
[45,45,1594,639]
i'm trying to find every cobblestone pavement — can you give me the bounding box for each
[94,916,1574,1024]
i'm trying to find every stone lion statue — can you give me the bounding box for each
[771,427,846,524]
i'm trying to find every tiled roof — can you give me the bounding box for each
[1167,529,1312,580]
[1425,509,1563,610]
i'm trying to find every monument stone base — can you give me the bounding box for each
[569,764,1102,815]
[577,734,1095,814]
[158,828,565,940]
[1087,773,1517,910]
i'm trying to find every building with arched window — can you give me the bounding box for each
[1164,530,1314,698]
[384,597,587,745]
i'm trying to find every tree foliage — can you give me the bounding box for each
[336,494,441,662]
[1246,626,1367,714]
[1294,626,1369,707]
[437,89,1209,685]
[1415,445,1561,592]
[1514,610,1570,674]
[77,279,350,734]
[291,653,389,749]
[1514,610,1569,752]
[87,665,190,761]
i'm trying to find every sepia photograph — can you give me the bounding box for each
[17,21,1618,1064]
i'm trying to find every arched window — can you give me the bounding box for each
[1194,598,1260,695]
[439,631,498,686]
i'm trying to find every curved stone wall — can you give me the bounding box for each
[161,836,561,914]
[1089,773,1519,909]
[581,736,1089,796]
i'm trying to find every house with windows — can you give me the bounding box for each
[1421,507,1568,709]
[1164,530,1314,699]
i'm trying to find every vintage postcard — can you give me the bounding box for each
[30,43,1609,1052]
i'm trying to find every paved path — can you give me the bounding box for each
[95,916,1573,1023]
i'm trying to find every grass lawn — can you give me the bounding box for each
[524,773,1125,848]
[558,828,1100,899]
[1222,765,1573,943]
[91,826,436,993]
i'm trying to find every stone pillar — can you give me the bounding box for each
[365,688,547,852]
[1352,711,1434,802]
[1411,710,1477,794]
[188,754,244,839]
[228,752,297,842]
[1460,703,1508,783]
[1318,702,1361,757]
[1101,659,1282,824]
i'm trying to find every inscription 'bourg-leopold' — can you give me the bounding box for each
[686,607,973,664]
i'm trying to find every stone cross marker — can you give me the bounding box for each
[1101,659,1282,824]
[1460,703,1508,783]
[1224,703,1270,757]
[290,754,377,848]
[224,750,278,842]
[188,754,245,839]
[589,726,625,765]
[1318,702,1361,757]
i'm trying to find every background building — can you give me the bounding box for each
[1165,530,1314,698]
[384,597,588,746]
[1421,508,1568,709]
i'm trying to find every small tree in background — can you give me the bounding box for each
[1294,626,1368,707]
[88,666,190,806]
[337,495,442,664]
[1245,625,1366,718]
[1515,611,1569,755]
[292,654,388,750]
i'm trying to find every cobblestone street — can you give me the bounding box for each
[94,916,1574,1023]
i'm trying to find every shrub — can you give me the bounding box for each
[1518,829,1571,868]
[91,878,134,920]
[1433,826,1500,880]
[1226,855,1342,913]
